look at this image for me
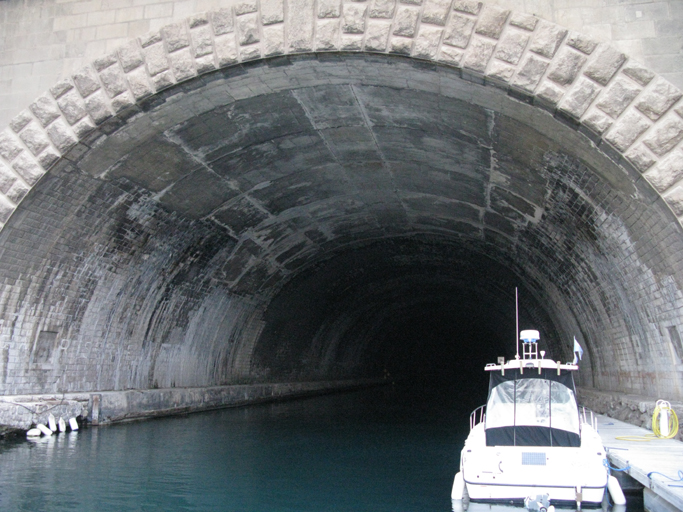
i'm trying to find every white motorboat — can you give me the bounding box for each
[452,330,625,509]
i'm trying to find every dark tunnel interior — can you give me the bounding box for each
[1,54,683,402]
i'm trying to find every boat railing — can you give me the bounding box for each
[580,406,597,430]
[469,404,486,430]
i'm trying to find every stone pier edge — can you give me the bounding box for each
[0,0,683,231]
[0,378,384,431]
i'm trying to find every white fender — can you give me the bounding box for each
[58,417,67,432]
[68,417,79,430]
[608,475,626,505]
[26,428,42,437]
[48,413,57,432]
[37,423,53,436]
[451,472,465,500]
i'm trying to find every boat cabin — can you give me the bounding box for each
[483,330,581,447]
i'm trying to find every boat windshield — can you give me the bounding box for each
[485,378,580,435]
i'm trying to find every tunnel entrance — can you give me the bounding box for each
[1,8,683,404]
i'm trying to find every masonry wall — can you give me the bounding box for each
[1,0,683,129]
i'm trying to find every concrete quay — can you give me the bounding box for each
[598,414,683,512]
[0,378,381,432]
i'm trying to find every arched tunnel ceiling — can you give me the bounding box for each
[1,3,683,401]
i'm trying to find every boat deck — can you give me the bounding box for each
[597,414,683,512]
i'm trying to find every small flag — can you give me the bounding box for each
[573,337,583,364]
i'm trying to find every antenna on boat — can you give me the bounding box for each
[515,287,519,359]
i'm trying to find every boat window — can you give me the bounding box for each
[550,381,580,434]
[485,378,580,434]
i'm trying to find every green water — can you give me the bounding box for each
[0,384,642,511]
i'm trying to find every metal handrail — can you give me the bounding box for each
[470,404,486,430]
[580,406,597,430]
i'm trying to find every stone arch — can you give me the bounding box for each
[1,1,683,402]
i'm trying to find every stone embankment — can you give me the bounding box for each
[0,378,381,435]
[578,387,683,441]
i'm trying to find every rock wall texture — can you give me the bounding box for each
[0,1,681,404]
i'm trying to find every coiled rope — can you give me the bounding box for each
[615,400,679,441]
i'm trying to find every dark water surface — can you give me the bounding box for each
[0,384,644,511]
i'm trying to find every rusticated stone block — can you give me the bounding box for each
[529,21,567,59]
[341,35,363,51]
[567,32,597,55]
[584,45,626,86]
[369,0,395,19]
[642,114,683,156]
[625,143,656,173]
[343,3,368,34]
[511,54,548,93]
[262,0,285,24]
[118,41,145,73]
[582,109,613,135]
[162,23,190,53]
[57,90,88,125]
[443,13,475,49]
[169,49,197,81]
[509,12,536,31]
[92,53,117,73]
[536,81,564,106]
[46,119,78,154]
[622,62,655,87]
[144,43,170,77]
[237,13,260,45]
[604,110,650,151]
[19,124,50,156]
[140,31,162,48]
[196,55,217,74]
[50,79,74,100]
[438,45,463,65]
[0,195,15,223]
[488,61,515,83]
[240,45,262,61]
[394,6,419,37]
[413,26,443,60]
[5,179,29,203]
[263,25,285,56]
[422,0,451,26]
[11,152,45,186]
[9,111,32,133]
[37,146,60,169]
[0,161,18,194]
[29,95,61,128]
[663,185,683,216]
[596,77,641,119]
[111,91,136,114]
[494,30,529,65]
[318,0,342,18]
[559,77,600,118]
[635,77,683,122]
[84,90,113,125]
[72,118,96,139]
[474,6,509,39]
[235,0,258,16]
[289,0,315,51]
[644,148,683,192]
[462,37,495,73]
[547,47,586,86]
[316,19,340,50]
[390,36,413,55]
[365,21,391,51]
[215,34,239,66]
[192,25,214,58]
[126,67,154,100]
[453,0,481,15]
[211,8,235,35]
[72,66,101,98]
[99,65,128,99]
[188,12,209,29]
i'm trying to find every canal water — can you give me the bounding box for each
[0,383,643,511]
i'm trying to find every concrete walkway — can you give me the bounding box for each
[597,414,683,512]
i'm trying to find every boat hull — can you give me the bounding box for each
[460,424,608,505]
